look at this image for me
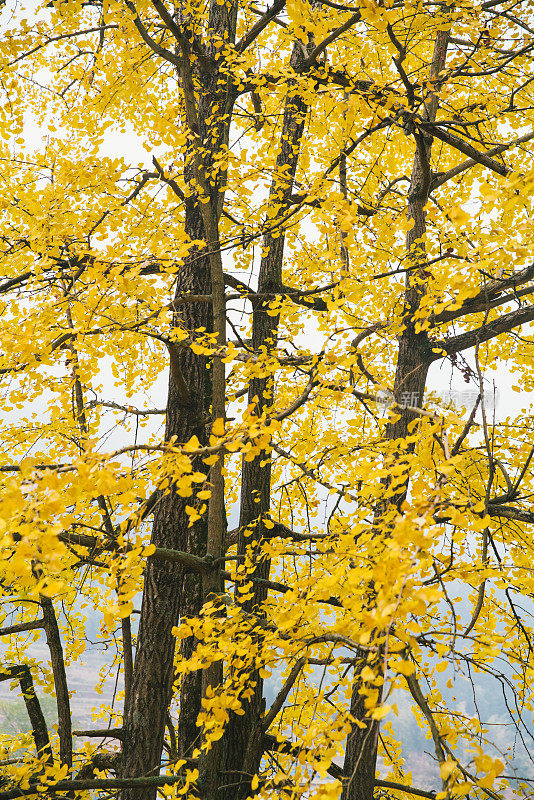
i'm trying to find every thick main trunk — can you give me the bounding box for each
[342,684,381,800]
[120,220,212,800]
[120,2,237,793]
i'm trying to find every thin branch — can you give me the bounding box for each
[303,11,362,68]
[420,122,509,176]
[150,156,186,200]
[151,0,192,52]
[450,395,480,456]
[88,171,157,237]
[431,129,534,190]
[263,735,437,798]
[72,728,124,739]
[434,282,534,326]
[0,271,32,294]
[405,672,447,770]
[7,25,119,68]
[0,774,189,800]
[236,0,287,53]
[224,272,253,294]
[433,258,534,325]
[373,779,437,799]
[123,0,182,68]
[0,619,45,636]
[434,304,534,357]
[271,441,359,503]
[0,330,75,375]
[262,658,306,729]
[464,344,491,639]
[86,400,166,416]
[56,530,344,606]
[509,445,534,499]
[166,712,178,762]
[269,521,335,541]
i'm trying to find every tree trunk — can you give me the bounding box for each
[219,40,312,800]
[120,230,212,799]
[120,3,237,796]
[342,24,451,800]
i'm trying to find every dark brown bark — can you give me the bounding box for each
[342,682,381,800]
[0,775,186,800]
[177,554,204,760]
[436,303,534,356]
[40,595,72,768]
[120,3,237,797]
[7,4,534,800]
[122,616,133,716]
[76,751,121,779]
[120,220,212,799]
[219,40,312,800]
[0,665,53,765]
[0,619,44,636]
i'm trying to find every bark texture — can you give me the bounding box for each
[40,595,72,768]
[120,3,237,797]
[0,666,53,765]
[120,230,212,800]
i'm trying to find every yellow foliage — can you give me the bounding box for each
[0,0,532,797]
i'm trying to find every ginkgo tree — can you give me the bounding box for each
[0,0,534,798]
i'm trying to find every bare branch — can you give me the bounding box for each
[434,304,534,357]
[450,395,480,456]
[86,400,166,416]
[0,774,188,800]
[434,259,534,324]
[39,595,72,768]
[7,25,119,68]
[262,658,306,729]
[420,122,510,176]
[263,735,438,798]
[236,0,287,53]
[0,619,45,636]
[0,666,52,764]
[487,505,534,524]
[303,11,362,68]
[151,157,187,201]
[432,129,534,190]
[73,728,124,739]
[434,282,534,325]
[123,0,182,68]
[405,672,447,771]
[0,271,32,294]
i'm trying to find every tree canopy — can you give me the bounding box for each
[1,0,534,799]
